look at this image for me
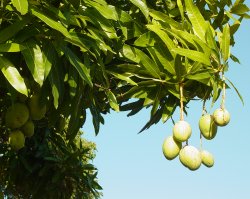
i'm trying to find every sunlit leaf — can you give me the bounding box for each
[130,0,149,21]
[146,25,176,56]
[172,48,211,66]
[30,7,71,38]
[0,57,28,96]
[184,0,208,41]
[22,41,45,86]
[107,71,138,86]
[0,43,26,52]
[11,0,28,15]
[121,45,162,79]
[106,90,119,112]
[220,24,231,62]
[149,10,180,28]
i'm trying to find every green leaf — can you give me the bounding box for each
[205,24,218,51]
[11,0,28,15]
[129,0,149,21]
[0,43,26,52]
[184,0,208,41]
[68,67,79,97]
[226,77,244,105]
[186,71,212,83]
[220,24,231,62]
[58,43,93,87]
[231,3,250,15]
[147,44,175,75]
[30,7,71,38]
[0,57,28,96]
[134,32,156,47]
[0,17,30,43]
[120,45,140,63]
[150,87,161,116]
[90,104,103,135]
[121,45,162,79]
[149,10,180,29]
[43,43,56,80]
[174,54,186,81]
[48,62,63,109]
[230,20,241,35]
[86,0,118,21]
[211,78,218,107]
[136,50,162,79]
[230,54,240,64]
[171,27,211,55]
[107,71,138,86]
[138,108,162,133]
[84,7,117,39]
[172,48,211,66]
[67,84,86,141]
[162,96,177,123]
[146,25,176,56]
[177,0,184,21]
[106,90,119,112]
[22,41,45,86]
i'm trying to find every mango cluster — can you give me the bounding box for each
[4,94,46,151]
[162,108,230,171]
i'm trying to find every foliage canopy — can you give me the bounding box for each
[0,0,249,198]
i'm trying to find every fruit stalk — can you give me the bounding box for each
[202,100,207,115]
[179,83,184,121]
[179,83,189,145]
[221,73,226,110]
[200,132,203,150]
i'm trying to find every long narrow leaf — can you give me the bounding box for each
[59,44,93,87]
[184,0,208,41]
[136,50,162,79]
[149,10,180,29]
[0,17,30,43]
[129,0,149,21]
[22,41,45,86]
[147,45,175,75]
[85,0,118,21]
[121,45,161,79]
[146,24,176,56]
[221,24,231,62]
[172,48,211,66]
[107,71,137,86]
[106,90,119,112]
[30,7,71,38]
[226,77,244,105]
[0,57,28,96]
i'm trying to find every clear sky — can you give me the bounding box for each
[83,11,250,199]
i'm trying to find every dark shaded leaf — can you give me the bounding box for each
[226,77,244,105]
[0,16,30,43]
[58,43,93,87]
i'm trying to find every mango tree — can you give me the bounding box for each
[0,0,249,197]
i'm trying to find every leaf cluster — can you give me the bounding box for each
[0,0,249,196]
[0,125,102,199]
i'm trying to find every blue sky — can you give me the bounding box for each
[83,13,250,199]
